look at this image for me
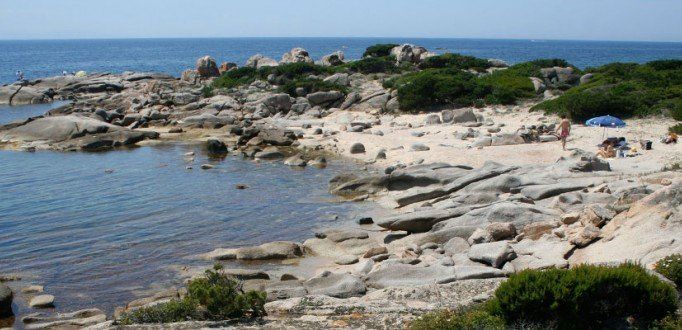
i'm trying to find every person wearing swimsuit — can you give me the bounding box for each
[556,115,571,151]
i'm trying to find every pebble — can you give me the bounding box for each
[29,294,54,308]
[200,164,214,170]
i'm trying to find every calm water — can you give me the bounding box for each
[2,38,682,83]
[0,105,375,320]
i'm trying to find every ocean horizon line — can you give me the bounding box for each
[2,36,682,44]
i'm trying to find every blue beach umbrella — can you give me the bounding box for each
[585,115,626,128]
[585,115,626,139]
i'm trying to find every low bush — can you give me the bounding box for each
[117,264,266,325]
[409,305,505,330]
[489,263,678,329]
[418,53,491,72]
[389,68,486,110]
[655,254,682,286]
[117,299,199,325]
[201,85,214,98]
[343,56,399,74]
[213,62,334,89]
[213,67,259,89]
[363,43,399,58]
[533,60,682,121]
[652,314,682,330]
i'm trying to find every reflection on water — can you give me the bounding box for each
[0,143,372,319]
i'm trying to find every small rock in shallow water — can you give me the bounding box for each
[104,169,114,174]
[29,294,54,308]
[349,143,366,154]
[200,164,214,170]
[235,184,249,189]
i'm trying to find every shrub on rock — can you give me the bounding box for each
[409,305,505,330]
[118,264,266,325]
[655,254,682,286]
[418,53,491,71]
[363,44,399,58]
[489,264,678,328]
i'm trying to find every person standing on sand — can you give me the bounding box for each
[556,115,571,150]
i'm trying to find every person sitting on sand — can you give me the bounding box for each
[597,141,616,158]
[556,115,571,150]
[664,132,678,144]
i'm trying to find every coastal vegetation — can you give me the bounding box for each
[533,60,682,121]
[655,254,682,286]
[362,43,399,58]
[118,264,266,325]
[410,264,679,329]
[213,63,347,97]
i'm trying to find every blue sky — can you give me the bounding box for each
[1,0,681,41]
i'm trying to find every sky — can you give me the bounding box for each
[1,0,681,42]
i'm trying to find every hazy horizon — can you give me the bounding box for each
[1,0,681,42]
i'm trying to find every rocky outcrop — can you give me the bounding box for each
[0,115,158,150]
[390,44,430,64]
[281,48,314,64]
[320,51,345,66]
[246,54,279,69]
[195,56,220,78]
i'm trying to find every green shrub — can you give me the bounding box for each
[118,264,266,325]
[343,56,399,74]
[363,44,399,58]
[260,62,331,80]
[489,264,678,329]
[409,305,506,330]
[652,314,682,330]
[391,68,485,110]
[213,67,259,89]
[201,85,214,98]
[118,298,199,325]
[533,60,682,121]
[187,264,266,320]
[419,53,491,72]
[655,254,682,286]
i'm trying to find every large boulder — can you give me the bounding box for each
[180,113,235,129]
[195,56,220,77]
[365,264,456,289]
[246,54,279,69]
[448,109,478,123]
[20,308,106,328]
[0,85,50,105]
[307,91,344,106]
[320,51,345,66]
[0,283,12,317]
[304,273,366,298]
[281,48,314,64]
[206,241,302,260]
[1,115,121,143]
[390,44,428,64]
[467,241,516,268]
[491,133,525,146]
[323,73,350,86]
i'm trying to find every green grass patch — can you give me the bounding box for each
[117,264,266,325]
[213,63,335,90]
[532,60,682,121]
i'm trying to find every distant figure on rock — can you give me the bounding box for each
[556,115,571,150]
[16,70,24,81]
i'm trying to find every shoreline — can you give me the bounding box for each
[1,45,680,327]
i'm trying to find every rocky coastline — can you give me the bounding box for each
[1,45,680,329]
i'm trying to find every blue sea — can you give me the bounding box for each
[1,37,682,84]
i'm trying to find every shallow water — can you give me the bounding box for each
[0,101,70,125]
[2,37,682,83]
[0,141,374,321]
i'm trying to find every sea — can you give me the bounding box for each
[1,37,682,324]
[1,37,682,84]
